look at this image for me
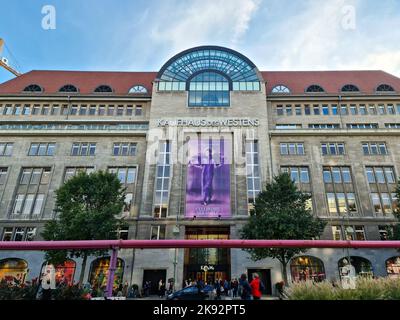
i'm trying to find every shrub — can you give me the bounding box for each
[287,278,400,300]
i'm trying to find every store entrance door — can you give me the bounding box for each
[143,270,166,295]
[247,269,272,295]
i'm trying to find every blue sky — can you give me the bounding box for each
[1,0,400,83]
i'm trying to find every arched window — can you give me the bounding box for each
[188,71,230,107]
[338,256,373,278]
[59,84,78,93]
[290,256,326,282]
[271,85,290,94]
[376,84,395,92]
[306,85,325,93]
[0,258,28,284]
[157,46,261,95]
[94,85,113,93]
[89,257,124,290]
[40,260,76,285]
[386,256,400,279]
[23,84,43,93]
[341,84,360,92]
[129,85,148,94]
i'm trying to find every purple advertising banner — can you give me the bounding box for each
[186,138,231,218]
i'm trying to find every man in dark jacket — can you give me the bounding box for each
[239,274,252,300]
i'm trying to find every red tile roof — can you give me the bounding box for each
[0,69,399,96]
[262,70,400,95]
[0,70,157,95]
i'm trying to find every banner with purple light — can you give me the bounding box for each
[185,137,231,218]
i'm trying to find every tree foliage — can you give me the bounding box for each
[41,170,127,266]
[240,173,326,282]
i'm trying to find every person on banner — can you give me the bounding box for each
[189,147,224,206]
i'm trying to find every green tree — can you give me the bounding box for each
[240,173,326,285]
[387,181,400,241]
[41,170,127,286]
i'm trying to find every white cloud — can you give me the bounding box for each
[149,0,261,51]
[249,0,400,77]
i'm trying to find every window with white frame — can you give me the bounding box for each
[150,225,166,240]
[321,143,345,156]
[153,141,171,218]
[28,143,55,156]
[1,227,37,241]
[64,167,95,182]
[362,142,388,155]
[112,143,137,156]
[71,143,96,156]
[280,143,305,155]
[0,143,13,156]
[246,141,261,213]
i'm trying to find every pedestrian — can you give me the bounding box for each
[239,274,252,300]
[249,273,263,300]
[158,279,165,298]
[232,279,239,298]
[223,279,230,296]
[214,280,222,300]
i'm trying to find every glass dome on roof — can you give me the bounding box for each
[157,46,260,82]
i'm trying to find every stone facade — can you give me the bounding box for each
[1,46,400,295]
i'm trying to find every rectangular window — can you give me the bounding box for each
[359,105,367,115]
[332,226,342,240]
[2,227,13,241]
[71,143,96,156]
[313,105,320,115]
[366,166,396,185]
[286,105,293,116]
[150,226,166,240]
[0,168,8,185]
[378,105,386,115]
[109,167,137,184]
[387,104,395,115]
[281,166,310,186]
[79,105,87,116]
[304,105,311,115]
[322,105,329,115]
[126,106,133,116]
[107,106,115,116]
[117,106,124,116]
[112,143,137,156]
[280,143,304,155]
[135,106,143,116]
[153,141,171,218]
[350,105,357,115]
[98,106,105,116]
[23,105,31,115]
[70,105,78,115]
[63,167,95,182]
[371,193,383,214]
[276,105,283,116]
[0,143,13,156]
[28,143,55,156]
[41,105,50,115]
[22,194,34,215]
[13,194,25,215]
[51,105,60,115]
[32,105,41,115]
[33,194,45,216]
[295,105,302,116]
[369,105,377,115]
[89,105,97,115]
[362,142,388,155]
[322,143,345,155]
[340,105,348,115]
[332,105,338,115]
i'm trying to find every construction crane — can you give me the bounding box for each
[0,38,21,77]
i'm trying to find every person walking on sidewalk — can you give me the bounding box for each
[249,273,264,300]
